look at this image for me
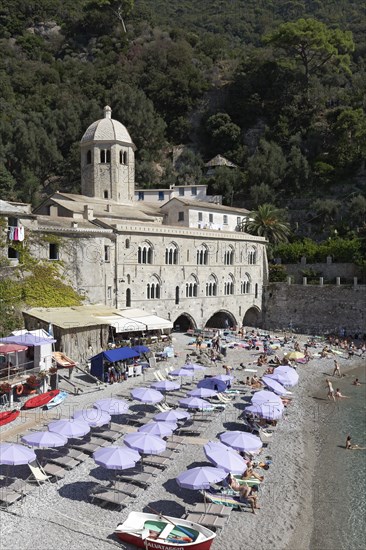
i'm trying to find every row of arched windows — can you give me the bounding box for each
[145,273,256,299]
[137,241,258,265]
[86,149,128,165]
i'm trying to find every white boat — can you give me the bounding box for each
[114,511,216,550]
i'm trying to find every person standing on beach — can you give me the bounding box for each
[333,359,341,377]
[326,378,335,401]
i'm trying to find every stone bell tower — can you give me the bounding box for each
[80,105,136,203]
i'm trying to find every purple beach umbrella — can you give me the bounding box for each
[204,441,247,474]
[0,443,36,465]
[131,387,164,404]
[261,376,288,396]
[183,363,206,371]
[176,466,227,490]
[179,397,212,409]
[245,403,283,421]
[150,380,181,392]
[93,445,141,470]
[21,431,67,448]
[197,378,227,392]
[251,390,284,407]
[153,409,191,422]
[188,388,217,399]
[220,431,262,453]
[94,398,129,415]
[271,365,299,387]
[48,419,90,438]
[124,432,166,455]
[212,374,234,382]
[73,408,111,427]
[138,421,177,437]
[170,368,194,377]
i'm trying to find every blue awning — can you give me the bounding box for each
[90,347,140,379]
[132,345,150,354]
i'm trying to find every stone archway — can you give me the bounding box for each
[243,307,261,327]
[173,313,197,332]
[205,310,237,330]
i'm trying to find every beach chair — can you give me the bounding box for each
[69,441,101,454]
[59,448,88,462]
[109,422,126,434]
[93,428,123,442]
[165,441,182,451]
[42,462,67,480]
[142,456,170,469]
[183,513,226,531]
[116,473,151,488]
[27,461,54,484]
[0,487,23,509]
[47,455,81,470]
[111,481,142,498]
[153,371,164,382]
[187,502,232,517]
[166,435,185,444]
[155,403,172,413]
[201,490,248,511]
[90,486,130,510]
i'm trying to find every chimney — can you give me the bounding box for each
[84,205,93,220]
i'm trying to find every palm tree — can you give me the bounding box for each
[244,203,291,244]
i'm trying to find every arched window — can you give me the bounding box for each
[223,274,235,295]
[255,283,258,298]
[100,150,105,163]
[119,151,123,164]
[106,149,111,163]
[175,286,180,305]
[147,275,161,300]
[185,274,198,298]
[123,151,127,164]
[104,190,108,199]
[205,274,218,296]
[224,245,234,265]
[127,275,131,284]
[126,288,131,307]
[196,244,208,265]
[241,273,251,294]
[86,150,92,164]
[165,242,179,265]
[248,246,257,265]
[138,242,153,264]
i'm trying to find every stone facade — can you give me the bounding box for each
[2,106,268,332]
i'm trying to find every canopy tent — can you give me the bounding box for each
[90,347,139,379]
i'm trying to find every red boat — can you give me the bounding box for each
[115,511,216,550]
[0,409,20,426]
[21,390,60,410]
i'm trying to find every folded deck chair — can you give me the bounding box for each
[90,487,130,510]
[111,481,142,498]
[27,461,53,484]
[184,513,226,531]
[187,503,232,517]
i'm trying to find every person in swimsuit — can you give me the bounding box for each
[326,378,335,401]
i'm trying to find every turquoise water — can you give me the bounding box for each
[310,364,366,550]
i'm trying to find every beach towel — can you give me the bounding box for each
[202,490,248,510]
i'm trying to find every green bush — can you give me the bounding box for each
[273,238,362,264]
[269,264,287,282]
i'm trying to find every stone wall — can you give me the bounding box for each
[283,261,362,284]
[262,283,366,336]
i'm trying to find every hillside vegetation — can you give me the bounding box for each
[0,0,365,240]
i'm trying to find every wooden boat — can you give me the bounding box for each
[44,390,68,410]
[52,352,78,368]
[22,390,60,410]
[114,511,216,550]
[0,409,20,427]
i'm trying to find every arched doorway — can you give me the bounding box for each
[243,307,260,327]
[126,288,131,307]
[173,313,196,332]
[205,310,237,330]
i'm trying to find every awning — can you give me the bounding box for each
[0,333,56,346]
[0,344,28,354]
[97,316,146,333]
[90,347,139,379]
[132,315,172,330]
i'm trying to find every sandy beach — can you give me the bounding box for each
[0,331,364,550]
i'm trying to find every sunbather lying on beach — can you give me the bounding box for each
[241,467,264,482]
[225,474,260,513]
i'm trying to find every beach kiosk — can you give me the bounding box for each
[90,347,140,381]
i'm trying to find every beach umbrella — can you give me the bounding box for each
[170,368,194,377]
[197,378,227,392]
[204,441,247,475]
[245,403,283,421]
[73,408,111,427]
[153,409,191,422]
[93,445,141,470]
[270,365,299,387]
[150,380,180,392]
[94,398,129,415]
[138,421,177,437]
[48,419,90,438]
[183,363,206,371]
[284,351,305,362]
[176,466,227,490]
[124,432,166,455]
[220,431,262,453]
[179,397,212,409]
[21,431,67,448]
[188,388,217,399]
[131,387,164,404]
[0,443,36,465]
[213,374,234,382]
[261,377,288,396]
[251,390,284,408]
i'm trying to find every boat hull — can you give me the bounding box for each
[116,532,214,550]
[52,352,77,368]
[0,410,20,426]
[22,390,60,410]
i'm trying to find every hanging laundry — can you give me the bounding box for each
[18,226,25,241]
[8,227,15,240]
[13,227,19,241]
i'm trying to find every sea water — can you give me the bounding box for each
[310,363,366,550]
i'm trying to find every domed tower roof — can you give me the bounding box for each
[81,105,135,147]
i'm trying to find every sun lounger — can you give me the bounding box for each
[116,473,151,487]
[166,435,185,444]
[61,449,89,462]
[90,487,130,510]
[89,436,111,447]
[93,429,123,442]
[165,441,182,450]
[69,442,102,454]
[111,481,142,498]
[42,462,67,480]
[109,422,126,434]
[0,487,23,508]
[187,503,232,517]
[177,427,202,437]
[123,465,160,477]
[201,490,249,511]
[142,456,171,469]
[47,455,81,469]
[183,513,226,531]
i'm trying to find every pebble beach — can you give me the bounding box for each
[1,331,365,550]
